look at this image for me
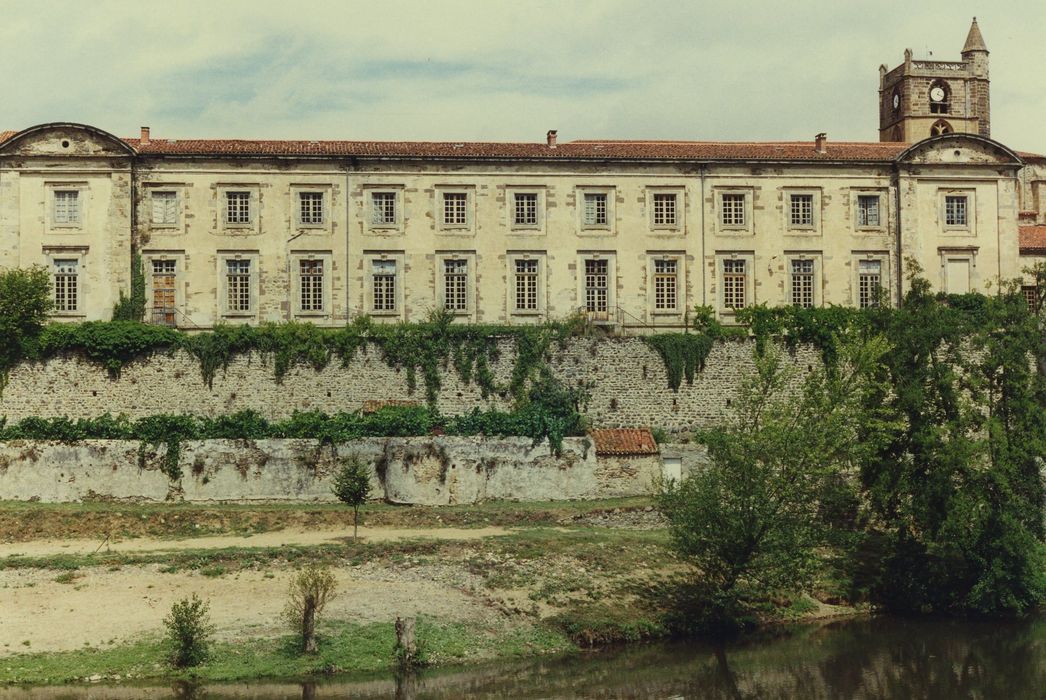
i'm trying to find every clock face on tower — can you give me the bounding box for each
[892,91,900,111]
[930,86,946,102]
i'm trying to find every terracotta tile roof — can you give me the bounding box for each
[1019,225,1046,254]
[1017,151,1046,162]
[112,137,913,162]
[0,131,14,142]
[589,428,659,456]
[361,399,419,414]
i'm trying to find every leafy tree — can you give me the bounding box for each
[0,265,53,385]
[659,337,890,628]
[162,594,214,668]
[283,565,338,653]
[332,456,372,541]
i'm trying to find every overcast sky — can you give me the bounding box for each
[3,0,1046,153]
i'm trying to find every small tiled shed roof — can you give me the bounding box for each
[361,399,420,414]
[589,428,659,456]
[1019,225,1046,255]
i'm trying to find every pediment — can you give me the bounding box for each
[897,134,1022,166]
[0,123,135,157]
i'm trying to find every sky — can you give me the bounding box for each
[3,0,1046,153]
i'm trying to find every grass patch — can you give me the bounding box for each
[549,603,667,647]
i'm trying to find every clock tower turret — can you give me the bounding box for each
[879,18,990,142]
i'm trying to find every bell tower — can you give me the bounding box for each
[879,18,990,142]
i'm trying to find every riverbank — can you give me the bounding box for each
[0,498,857,685]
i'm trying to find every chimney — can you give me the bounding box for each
[546,129,557,148]
[814,132,827,154]
[140,126,150,146]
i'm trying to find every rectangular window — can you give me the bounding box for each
[584,259,609,313]
[721,193,746,227]
[514,259,539,311]
[653,259,678,311]
[858,260,882,309]
[857,195,880,228]
[513,192,539,226]
[54,190,81,225]
[790,259,815,308]
[151,259,177,326]
[372,260,397,311]
[945,195,968,227]
[722,259,747,310]
[151,191,178,226]
[790,194,814,227]
[299,259,325,312]
[1022,285,1040,312]
[53,259,79,312]
[371,192,398,226]
[652,193,677,226]
[225,191,251,225]
[442,192,468,227]
[225,259,251,312]
[298,192,324,225]
[443,259,468,312]
[582,192,608,226]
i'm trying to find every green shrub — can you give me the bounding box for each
[162,594,214,668]
[283,565,338,654]
[331,457,372,541]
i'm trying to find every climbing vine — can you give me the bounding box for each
[111,253,147,322]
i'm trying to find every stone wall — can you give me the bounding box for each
[0,337,817,432]
[0,437,662,505]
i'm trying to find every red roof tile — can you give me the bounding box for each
[1019,225,1046,254]
[589,428,659,456]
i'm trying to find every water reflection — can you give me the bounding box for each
[3,615,1042,699]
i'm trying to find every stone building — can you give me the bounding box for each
[0,19,1042,331]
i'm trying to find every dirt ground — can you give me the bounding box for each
[0,527,511,656]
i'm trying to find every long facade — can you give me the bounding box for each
[0,20,1043,330]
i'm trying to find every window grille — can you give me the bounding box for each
[443,259,468,312]
[790,259,815,308]
[1022,285,1040,312]
[442,192,468,226]
[652,193,677,226]
[721,194,746,226]
[945,195,967,226]
[513,193,538,226]
[299,192,324,225]
[151,259,176,326]
[857,195,880,227]
[371,192,398,225]
[299,259,324,312]
[583,193,608,226]
[225,191,251,225]
[858,260,882,309]
[790,194,814,226]
[584,259,609,313]
[722,259,747,310]
[54,190,80,225]
[372,260,397,311]
[53,259,79,312]
[514,259,539,311]
[226,259,251,312]
[653,259,677,311]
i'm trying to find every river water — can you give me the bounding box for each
[3,615,1043,699]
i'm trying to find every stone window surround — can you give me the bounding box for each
[291,185,333,232]
[435,250,477,317]
[785,251,822,308]
[143,184,185,233]
[783,188,821,233]
[141,251,186,325]
[365,186,405,233]
[290,250,333,318]
[938,246,979,293]
[647,251,685,316]
[577,186,615,233]
[364,250,405,318]
[507,187,546,232]
[218,185,261,233]
[217,250,260,318]
[715,188,754,232]
[715,251,755,320]
[435,187,475,233]
[46,182,87,232]
[647,187,684,232]
[44,245,88,317]
[939,188,976,233]
[506,251,547,317]
[577,251,616,322]
[853,190,888,232]
[852,250,890,309]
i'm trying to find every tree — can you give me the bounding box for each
[332,456,372,541]
[659,337,890,628]
[0,265,53,385]
[283,565,338,653]
[162,594,214,668]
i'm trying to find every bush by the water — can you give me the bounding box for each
[162,594,214,668]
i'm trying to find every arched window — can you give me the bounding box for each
[929,81,950,114]
[930,120,953,137]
